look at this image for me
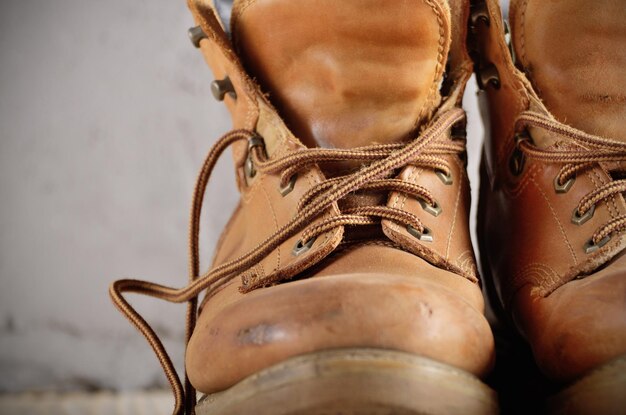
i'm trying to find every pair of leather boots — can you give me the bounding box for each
[110,0,626,413]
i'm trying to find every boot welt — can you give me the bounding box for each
[547,354,626,415]
[196,348,498,415]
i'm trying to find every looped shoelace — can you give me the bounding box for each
[515,111,626,248]
[109,108,466,415]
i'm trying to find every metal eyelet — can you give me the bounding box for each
[477,63,501,90]
[572,204,596,226]
[292,237,317,256]
[509,147,525,176]
[407,225,434,242]
[244,156,256,179]
[279,174,297,196]
[247,135,265,152]
[418,198,442,217]
[469,1,490,33]
[211,77,237,101]
[554,175,576,194]
[436,170,453,185]
[244,136,265,182]
[509,132,528,176]
[584,234,612,254]
[188,26,207,48]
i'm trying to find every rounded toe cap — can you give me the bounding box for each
[187,273,494,393]
[514,265,626,381]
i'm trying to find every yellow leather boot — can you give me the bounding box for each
[111,1,498,413]
[473,0,626,413]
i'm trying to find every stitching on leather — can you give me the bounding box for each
[586,169,604,216]
[229,0,260,133]
[234,0,256,19]
[588,169,619,219]
[445,158,463,260]
[256,262,266,279]
[261,102,297,159]
[530,176,578,265]
[241,262,265,289]
[503,162,539,199]
[211,202,243,265]
[301,166,336,258]
[244,92,255,130]
[511,262,560,298]
[388,222,476,283]
[196,16,257,161]
[260,183,281,272]
[258,103,341,268]
[243,226,335,289]
[487,0,531,172]
[455,250,476,278]
[608,192,620,221]
[389,166,423,234]
[519,0,530,67]
[241,169,263,204]
[399,167,422,211]
[416,0,448,125]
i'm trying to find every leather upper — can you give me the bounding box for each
[188,243,493,392]
[475,0,626,382]
[185,0,494,394]
[510,0,626,142]
[232,0,450,149]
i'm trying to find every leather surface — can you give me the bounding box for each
[208,101,346,292]
[512,251,626,381]
[188,243,493,392]
[186,0,494,394]
[383,146,478,283]
[231,0,450,149]
[510,0,626,142]
[477,0,626,382]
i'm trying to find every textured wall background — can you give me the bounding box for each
[0,0,507,393]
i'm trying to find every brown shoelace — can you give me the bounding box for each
[109,108,465,415]
[516,111,626,250]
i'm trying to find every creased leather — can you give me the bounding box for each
[186,0,494,394]
[510,0,626,142]
[478,0,626,382]
[188,0,345,303]
[231,0,451,149]
[188,243,493,393]
[383,146,478,282]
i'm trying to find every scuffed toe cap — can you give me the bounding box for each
[514,260,626,382]
[187,272,494,394]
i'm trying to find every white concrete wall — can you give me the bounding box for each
[0,0,507,392]
[0,0,237,392]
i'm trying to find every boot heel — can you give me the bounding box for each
[197,348,498,415]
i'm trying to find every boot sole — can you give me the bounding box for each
[196,348,498,415]
[547,354,626,415]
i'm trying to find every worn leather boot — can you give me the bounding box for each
[111,1,498,414]
[472,0,626,413]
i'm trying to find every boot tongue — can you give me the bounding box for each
[511,0,626,142]
[231,0,451,149]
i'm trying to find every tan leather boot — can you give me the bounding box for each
[111,1,497,414]
[473,0,626,413]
